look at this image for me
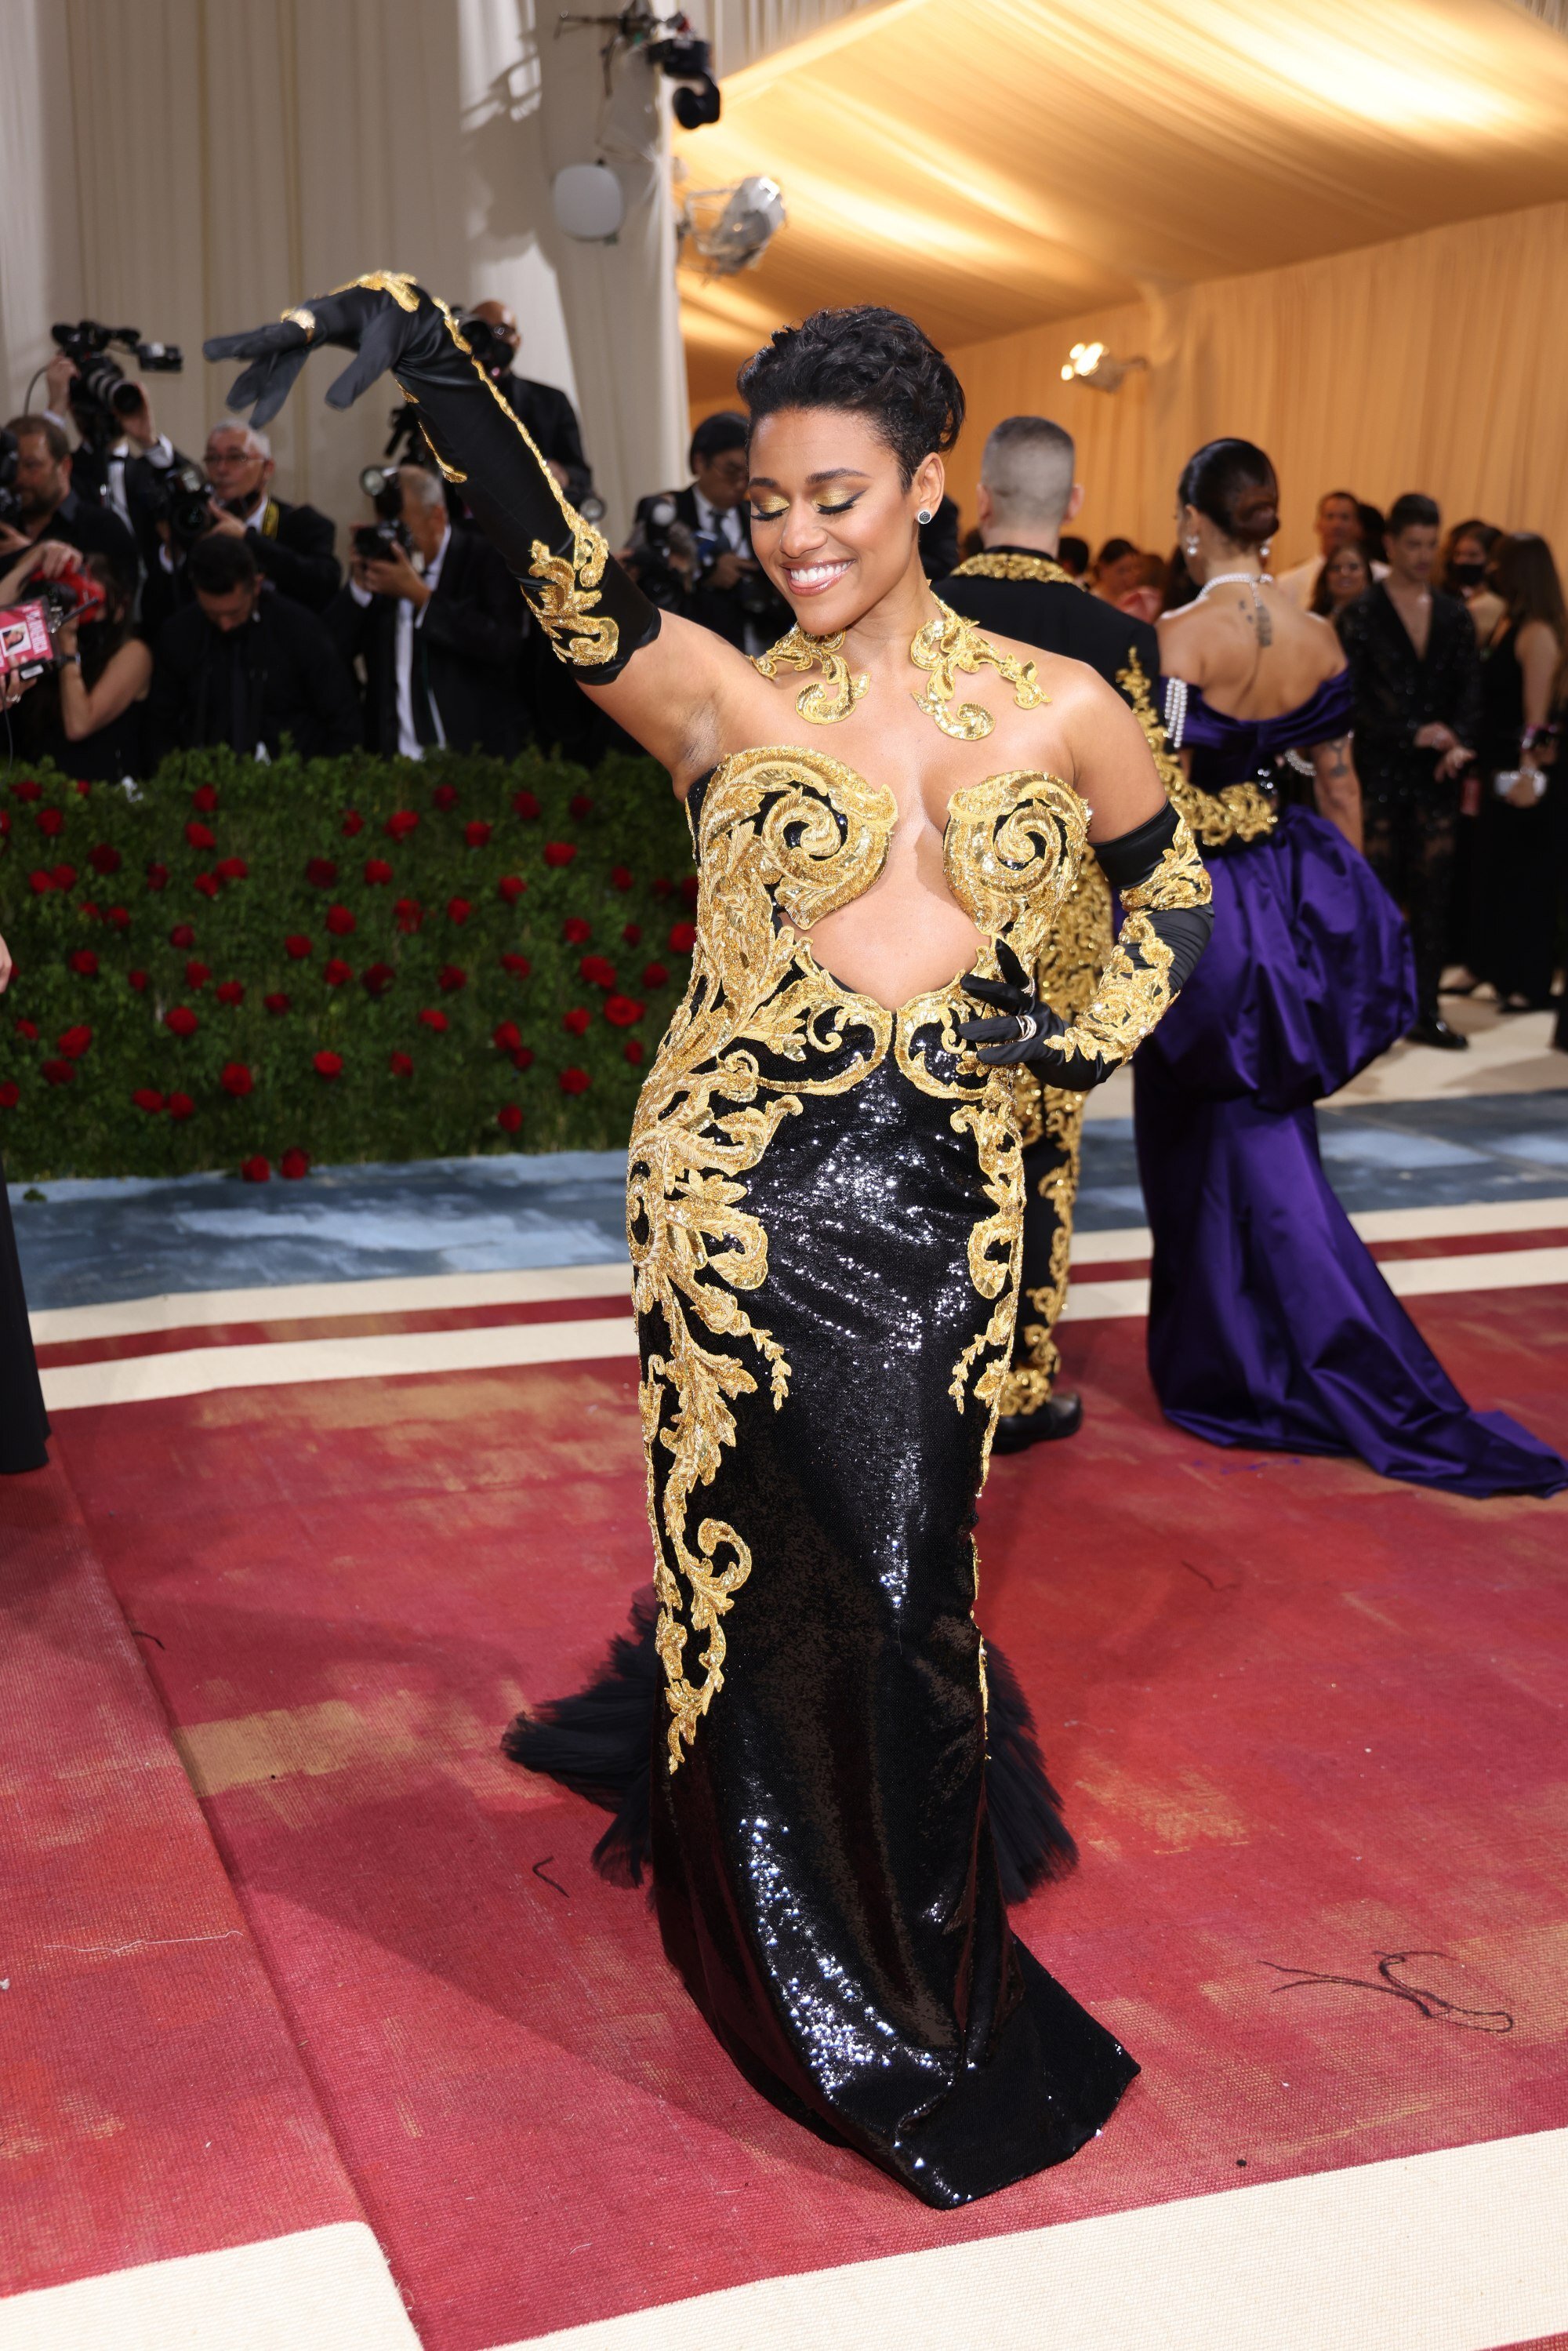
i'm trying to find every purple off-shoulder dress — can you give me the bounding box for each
[1134,671,1565,1498]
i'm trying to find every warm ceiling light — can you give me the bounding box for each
[1061,342,1148,392]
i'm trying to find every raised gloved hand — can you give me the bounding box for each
[205,274,446,426]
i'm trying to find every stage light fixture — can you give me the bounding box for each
[677,174,787,278]
[552,162,626,242]
[1060,341,1149,393]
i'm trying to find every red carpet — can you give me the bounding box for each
[34,1285,1568,2348]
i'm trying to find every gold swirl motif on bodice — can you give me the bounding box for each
[629,745,1087,1771]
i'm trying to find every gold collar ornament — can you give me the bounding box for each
[751,626,869,724]
[910,598,1046,740]
[950,551,1083,590]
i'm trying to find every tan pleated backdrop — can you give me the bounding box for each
[946,199,1568,572]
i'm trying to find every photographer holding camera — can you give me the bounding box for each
[0,540,151,781]
[0,415,139,573]
[201,421,340,612]
[149,532,359,766]
[626,412,787,653]
[330,463,527,758]
[43,354,182,568]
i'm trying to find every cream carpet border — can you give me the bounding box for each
[503,2127,1568,2351]
[0,2221,418,2350]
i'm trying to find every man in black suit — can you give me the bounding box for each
[330,464,528,759]
[467,302,593,508]
[629,412,789,653]
[939,415,1172,1453]
[0,414,140,575]
[147,532,361,765]
[201,420,341,612]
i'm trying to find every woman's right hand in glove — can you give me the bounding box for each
[204,274,449,425]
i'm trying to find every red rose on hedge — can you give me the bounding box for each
[191,784,219,812]
[194,871,220,899]
[447,896,471,925]
[492,1019,523,1053]
[216,856,249,881]
[307,857,339,888]
[216,980,245,1006]
[513,789,540,819]
[11,780,42,801]
[313,1050,343,1079]
[324,958,354,987]
[364,857,394,885]
[69,948,99,976]
[280,1148,310,1180]
[624,1040,644,1066]
[220,1061,253,1097]
[438,964,467,992]
[36,807,64,837]
[128,969,149,992]
[389,1050,414,1077]
[325,903,356,936]
[27,870,53,895]
[570,793,593,819]
[643,961,670,986]
[79,900,100,921]
[496,1103,523,1134]
[186,959,211,988]
[170,922,196,948]
[146,862,169,892]
[418,1008,448,1032]
[50,863,76,888]
[622,921,642,944]
[57,1025,92,1059]
[563,1006,590,1036]
[432,783,459,811]
[612,865,633,891]
[133,1088,165,1114]
[512,1045,535,1070]
[604,994,644,1027]
[241,1156,270,1183]
[42,1059,74,1086]
[0,1081,18,1108]
[167,1091,194,1120]
[264,992,290,1015]
[501,952,532,977]
[498,874,525,903]
[652,875,673,897]
[362,963,394,996]
[394,898,423,933]
[543,841,576,868]
[89,843,122,874]
[465,819,492,846]
[285,934,313,959]
[342,809,364,837]
[386,809,419,840]
[559,1066,590,1095]
[668,921,696,953]
[186,819,216,849]
[106,906,129,930]
[165,1005,199,1036]
[14,1019,37,1042]
[580,954,616,989]
[563,917,591,944]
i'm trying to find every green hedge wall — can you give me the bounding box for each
[0,746,695,1181]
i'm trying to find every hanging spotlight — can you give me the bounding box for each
[677,175,786,277]
[1060,342,1149,394]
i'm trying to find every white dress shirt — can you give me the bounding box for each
[351,522,449,759]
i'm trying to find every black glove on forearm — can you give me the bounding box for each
[205,273,659,679]
[956,800,1212,1088]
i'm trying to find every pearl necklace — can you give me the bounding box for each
[1195,569,1273,603]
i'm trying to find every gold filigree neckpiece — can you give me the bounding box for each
[911,598,1046,740]
[751,626,869,725]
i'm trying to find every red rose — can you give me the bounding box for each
[386,809,420,840]
[562,916,591,944]
[513,788,540,819]
[169,922,196,948]
[624,1040,645,1066]
[128,969,149,993]
[79,901,100,921]
[498,874,526,903]
[652,875,673,898]
[438,964,467,992]
[11,780,42,801]
[191,784,219,812]
[570,793,593,819]
[51,863,76,889]
[241,1155,270,1183]
[216,980,245,1006]
[133,1087,165,1114]
[220,1061,253,1097]
[146,862,169,892]
[543,841,577,868]
[364,857,394,885]
[285,934,313,959]
[394,898,423,934]
[27,870,53,895]
[42,1059,74,1086]
[492,1019,523,1052]
[361,963,394,996]
[167,1090,194,1120]
[194,871,220,899]
[186,820,216,850]
[0,811,8,836]
[216,856,249,881]
[668,921,696,954]
[307,856,339,888]
[563,1006,590,1036]
[559,1066,591,1096]
[342,808,365,837]
[642,961,670,987]
[0,1081,18,1109]
[325,903,356,936]
[185,959,211,988]
[580,954,616,989]
[611,865,633,891]
[512,1045,535,1070]
[496,1103,523,1134]
[264,992,290,1015]
[106,906,129,931]
[464,819,492,846]
[418,1008,448,1032]
[89,844,122,874]
[324,958,354,987]
[604,994,644,1027]
[447,896,472,925]
[389,1050,414,1077]
[432,783,459,812]
[313,1050,343,1079]
[69,948,100,976]
[280,1147,310,1180]
[57,1024,93,1059]
[500,952,532,977]
[622,921,642,944]
[165,1005,199,1036]
[36,807,64,838]
[681,875,699,906]
[14,1017,38,1038]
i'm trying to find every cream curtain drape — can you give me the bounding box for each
[946,198,1568,572]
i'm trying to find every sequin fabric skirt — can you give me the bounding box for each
[628,987,1137,2206]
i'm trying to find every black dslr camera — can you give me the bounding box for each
[51,321,183,451]
[157,460,218,552]
[352,464,412,568]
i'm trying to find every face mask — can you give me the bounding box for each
[1450,559,1486,589]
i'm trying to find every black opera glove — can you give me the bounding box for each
[957,801,1213,1089]
[204,274,659,680]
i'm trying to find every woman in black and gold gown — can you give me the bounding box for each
[209,284,1212,2205]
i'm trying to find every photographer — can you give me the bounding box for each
[466,301,593,507]
[0,541,150,782]
[201,421,340,611]
[627,411,787,653]
[43,355,181,570]
[330,463,527,758]
[0,415,138,572]
[148,532,359,765]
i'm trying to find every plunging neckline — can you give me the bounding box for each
[690,746,1070,839]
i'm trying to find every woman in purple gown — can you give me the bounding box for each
[1137,441,1565,1498]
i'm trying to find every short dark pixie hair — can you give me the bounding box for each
[689,409,749,469]
[1388,492,1440,536]
[737,306,964,485]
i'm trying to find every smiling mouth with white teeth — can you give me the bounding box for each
[784,558,853,596]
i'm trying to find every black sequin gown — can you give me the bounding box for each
[514,744,1136,2207]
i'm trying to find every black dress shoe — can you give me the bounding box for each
[992,1391,1084,1453]
[1406,1016,1469,1050]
